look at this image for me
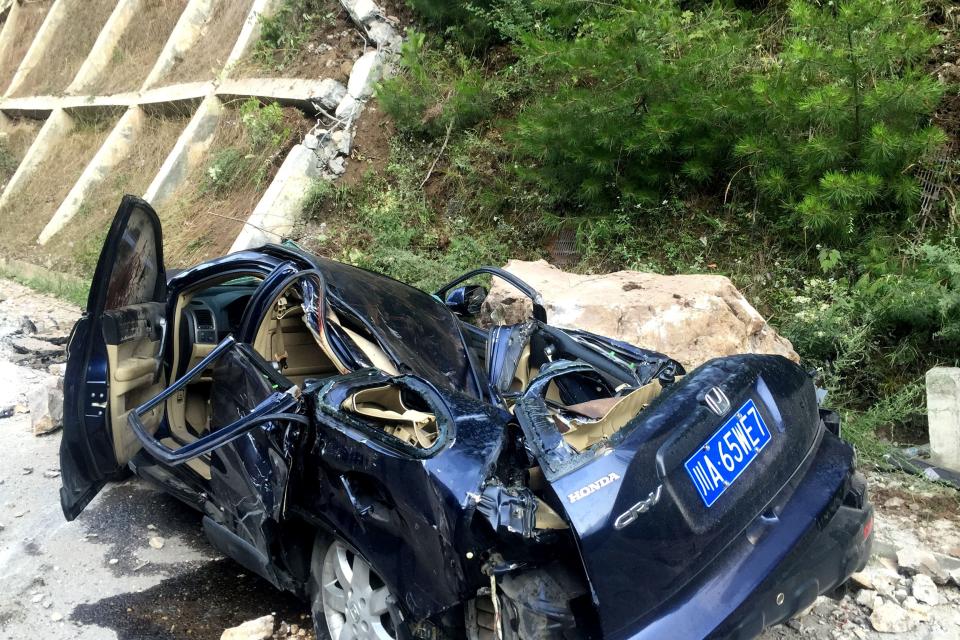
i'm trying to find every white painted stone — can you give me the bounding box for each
[928,367,960,472]
[220,614,274,640]
[366,20,401,49]
[343,0,379,25]
[347,50,384,100]
[335,93,360,120]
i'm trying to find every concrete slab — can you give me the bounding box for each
[0,108,73,210]
[4,0,69,98]
[216,77,345,110]
[39,107,145,244]
[928,367,960,472]
[66,0,144,95]
[143,95,222,205]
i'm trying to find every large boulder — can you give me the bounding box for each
[481,260,798,369]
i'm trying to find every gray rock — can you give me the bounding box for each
[311,78,347,111]
[342,0,378,25]
[347,50,385,100]
[855,589,879,610]
[220,614,275,640]
[897,547,948,584]
[9,335,61,357]
[28,377,63,435]
[19,316,37,334]
[869,601,918,633]
[911,573,939,605]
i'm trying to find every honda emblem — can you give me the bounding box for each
[704,386,731,416]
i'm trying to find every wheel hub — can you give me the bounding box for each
[318,540,396,640]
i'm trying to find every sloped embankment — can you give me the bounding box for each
[158,102,313,266]
[0,113,117,262]
[78,0,190,96]
[12,0,118,97]
[42,111,188,276]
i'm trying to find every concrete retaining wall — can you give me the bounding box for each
[0,0,403,265]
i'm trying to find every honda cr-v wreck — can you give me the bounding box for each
[60,197,874,640]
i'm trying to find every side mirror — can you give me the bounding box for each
[444,285,487,316]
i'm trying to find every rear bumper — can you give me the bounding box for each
[613,432,872,640]
[710,501,873,639]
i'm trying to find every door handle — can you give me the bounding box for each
[153,316,167,384]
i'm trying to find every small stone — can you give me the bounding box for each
[42,469,60,478]
[31,593,42,603]
[894,588,908,602]
[897,547,947,584]
[22,467,33,475]
[108,558,119,565]
[28,377,64,435]
[911,573,939,605]
[883,497,904,509]
[148,536,165,550]
[50,612,62,622]
[870,601,918,633]
[855,589,878,610]
[220,614,274,640]
[147,524,156,530]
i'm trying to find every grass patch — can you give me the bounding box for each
[0,118,42,188]
[293,134,533,292]
[156,0,254,85]
[0,261,88,308]
[80,0,190,95]
[13,0,118,97]
[42,113,187,277]
[0,113,116,262]
[231,0,362,83]
[0,0,52,93]
[158,99,311,266]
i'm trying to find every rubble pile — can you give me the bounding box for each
[0,279,80,435]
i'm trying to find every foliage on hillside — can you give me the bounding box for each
[361,0,960,457]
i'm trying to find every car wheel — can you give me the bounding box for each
[308,536,398,640]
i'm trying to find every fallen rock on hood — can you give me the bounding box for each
[481,260,798,369]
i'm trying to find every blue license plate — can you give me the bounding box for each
[684,398,771,507]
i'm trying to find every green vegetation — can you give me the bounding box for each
[202,99,292,195]
[300,139,517,291]
[310,0,959,459]
[252,0,337,70]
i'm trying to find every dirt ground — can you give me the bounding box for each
[0,276,959,640]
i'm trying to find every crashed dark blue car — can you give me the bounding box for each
[60,196,874,640]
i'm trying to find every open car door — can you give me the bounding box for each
[60,196,167,520]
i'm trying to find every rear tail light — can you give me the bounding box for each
[862,513,874,541]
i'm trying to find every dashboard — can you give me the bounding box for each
[181,282,261,348]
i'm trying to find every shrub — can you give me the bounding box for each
[740,0,946,240]
[240,98,290,151]
[254,0,335,70]
[377,32,497,138]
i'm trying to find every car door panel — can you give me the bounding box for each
[102,302,165,464]
[60,195,167,520]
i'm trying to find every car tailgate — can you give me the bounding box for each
[537,355,824,637]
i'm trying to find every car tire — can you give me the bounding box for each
[307,534,399,640]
